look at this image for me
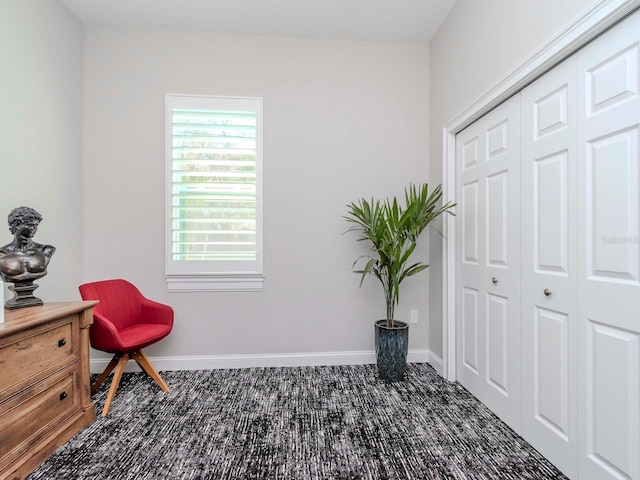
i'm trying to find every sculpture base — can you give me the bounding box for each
[5,282,43,310]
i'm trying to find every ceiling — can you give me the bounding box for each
[60,0,457,43]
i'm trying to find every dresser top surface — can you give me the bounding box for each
[0,301,98,338]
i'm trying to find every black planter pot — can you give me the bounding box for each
[374,319,409,382]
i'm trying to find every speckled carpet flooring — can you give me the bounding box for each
[28,364,566,480]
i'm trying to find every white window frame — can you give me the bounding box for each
[165,93,264,292]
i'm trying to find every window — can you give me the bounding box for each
[165,94,263,292]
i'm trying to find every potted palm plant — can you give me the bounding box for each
[344,183,455,382]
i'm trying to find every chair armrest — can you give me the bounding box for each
[140,297,174,328]
[91,311,125,352]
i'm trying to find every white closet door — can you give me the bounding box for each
[455,95,521,432]
[521,54,579,478]
[577,9,640,480]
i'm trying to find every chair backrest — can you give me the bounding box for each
[79,279,145,330]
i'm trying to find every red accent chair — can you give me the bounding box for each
[79,279,173,416]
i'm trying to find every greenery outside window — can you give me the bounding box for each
[165,94,263,291]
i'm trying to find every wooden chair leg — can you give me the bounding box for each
[132,350,170,393]
[102,353,129,417]
[91,355,120,394]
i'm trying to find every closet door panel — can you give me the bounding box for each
[534,306,570,436]
[456,94,521,433]
[521,55,579,479]
[578,10,640,480]
[462,286,480,373]
[462,181,480,264]
[534,151,569,273]
[487,293,509,394]
[588,129,639,282]
[487,171,509,267]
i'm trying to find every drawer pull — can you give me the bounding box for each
[58,338,67,347]
[59,391,68,401]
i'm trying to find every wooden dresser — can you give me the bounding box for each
[0,301,97,480]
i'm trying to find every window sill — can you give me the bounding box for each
[166,274,264,292]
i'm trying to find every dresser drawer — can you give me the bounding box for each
[0,373,75,462]
[0,322,73,393]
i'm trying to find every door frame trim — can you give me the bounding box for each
[441,0,640,381]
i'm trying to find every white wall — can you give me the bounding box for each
[427,0,597,359]
[83,26,431,363]
[0,0,84,302]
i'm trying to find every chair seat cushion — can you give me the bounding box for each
[117,323,172,351]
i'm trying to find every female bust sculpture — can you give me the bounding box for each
[0,206,56,308]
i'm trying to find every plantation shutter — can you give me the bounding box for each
[165,95,263,289]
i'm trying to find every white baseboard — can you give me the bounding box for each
[90,349,432,374]
[427,351,444,376]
